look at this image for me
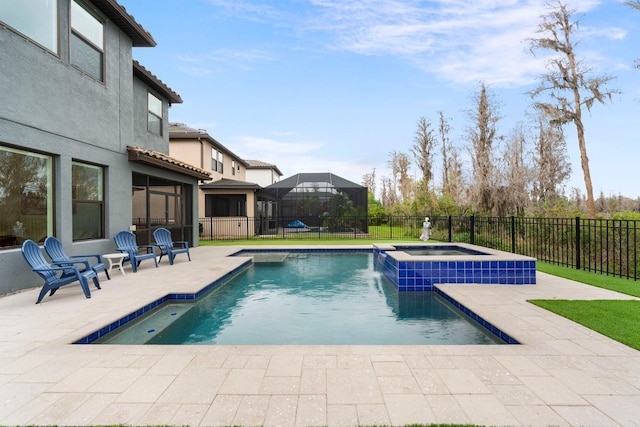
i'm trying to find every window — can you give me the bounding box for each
[211,148,217,172]
[205,194,246,217]
[147,92,163,135]
[70,0,104,80]
[0,145,54,249]
[231,160,236,176]
[0,0,58,53]
[217,152,224,174]
[72,161,104,240]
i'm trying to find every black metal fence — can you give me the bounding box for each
[199,215,639,280]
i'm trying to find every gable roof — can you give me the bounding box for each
[169,123,248,167]
[244,160,283,176]
[127,146,211,180]
[133,61,182,104]
[200,178,262,190]
[91,0,156,47]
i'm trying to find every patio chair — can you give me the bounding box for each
[113,230,158,273]
[152,227,191,265]
[21,239,100,304]
[44,236,111,280]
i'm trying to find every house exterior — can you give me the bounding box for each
[168,123,268,238]
[0,0,209,296]
[244,160,283,188]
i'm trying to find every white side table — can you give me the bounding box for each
[103,253,126,276]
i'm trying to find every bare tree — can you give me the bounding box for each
[466,82,501,214]
[532,112,571,206]
[497,123,532,216]
[528,0,619,218]
[380,176,395,208]
[446,148,466,206]
[361,169,376,197]
[411,117,436,191]
[437,111,452,195]
[388,150,413,203]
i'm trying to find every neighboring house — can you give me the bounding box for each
[244,160,283,188]
[169,123,264,238]
[0,0,210,296]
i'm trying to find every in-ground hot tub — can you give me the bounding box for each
[374,243,536,291]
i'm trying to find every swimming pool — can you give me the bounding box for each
[93,252,509,345]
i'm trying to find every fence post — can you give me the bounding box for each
[246,217,250,240]
[470,215,475,245]
[389,216,393,239]
[511,216,516,253]
[448,215,452,242]
[575,216,581,270]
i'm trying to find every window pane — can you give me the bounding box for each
[72,161,103,240]
[72,162,102,200]
[148,93,163,116]
[148,112,162,135]
[148,93,163,135]
[0,146,53,248]
[0,0,58,53]
[71,0,102,48]
[71,32,103,80]
[72,202,102,240]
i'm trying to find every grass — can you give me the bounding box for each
[199,237,423,246]
[533,261,640,351]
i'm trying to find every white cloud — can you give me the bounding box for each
[199,0,624,87]
[229,135,375,183]
[175,49,275,76]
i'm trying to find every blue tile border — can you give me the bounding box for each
[74,258,252,344]
[374,246,536,290]
[435,288,520,344]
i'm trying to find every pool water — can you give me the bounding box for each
[99,253,504,345]
[403,249,470,256]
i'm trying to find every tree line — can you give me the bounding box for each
[363,1,640,220]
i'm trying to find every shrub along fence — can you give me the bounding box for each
[199,215,639,281]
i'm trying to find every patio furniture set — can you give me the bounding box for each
[20,228,190,304]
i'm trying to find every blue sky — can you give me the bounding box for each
[120,0,640,199]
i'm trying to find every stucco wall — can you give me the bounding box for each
[0,6,198,299]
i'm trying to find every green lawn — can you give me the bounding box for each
[533,262,640,351]
[199,237,424,246]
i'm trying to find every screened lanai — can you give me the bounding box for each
[257,172,368,233]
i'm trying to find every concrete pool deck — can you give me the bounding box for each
[1,245,639,426]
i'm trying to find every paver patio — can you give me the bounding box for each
[1,245,639,426]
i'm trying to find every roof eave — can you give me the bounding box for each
[91,0,156,47]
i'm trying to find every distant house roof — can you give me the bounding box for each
[244,160,283,176]
[169,123,249,167]
[200,178,262,190]
[127,146,211,180]
[133,61,182,104]
[265,173,365,190]
[92,0,156,47]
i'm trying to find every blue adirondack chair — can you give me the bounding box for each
[21,240,100,304]
[44,236,111,280]
[152,227,191,265]
[113,230,158,273]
